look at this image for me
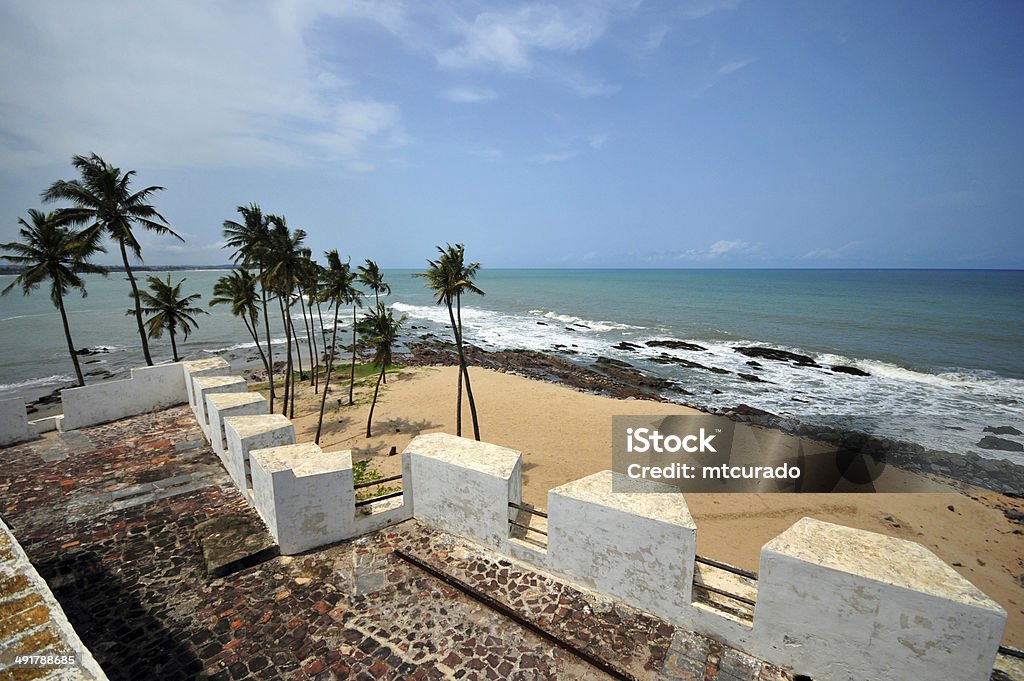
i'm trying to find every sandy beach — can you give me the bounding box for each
[280,363,1024,646]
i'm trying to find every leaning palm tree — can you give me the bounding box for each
[209,269,272,394]
[314,250,357,443]
[358,304,405,438]
[136,274,207,362]
[415,243,484,440]
[223,204,275,410]
[1,210,108,386]
[356,259,391,307]
[43,153,181,366]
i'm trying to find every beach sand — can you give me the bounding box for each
[284,364,1024,646]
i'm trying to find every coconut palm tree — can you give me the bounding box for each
[263,217,307,417]
[43,153,180,366]
[136,274,207,362]
[1,210,108,387]
[223,204,275,410]
[314,250,357,444]
[209,269,271,394]
[415,243,484,440]
[357,259,391,307]
[357,258,393,383]
[359,303,405,438]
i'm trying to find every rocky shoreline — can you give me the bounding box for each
[402,338,1024,497]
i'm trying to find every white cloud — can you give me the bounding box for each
[718,58,754,76]
[588,133,609,149]
[803,241,862,260]
[442,86,499,103]
[529,151,577,164]
[0,2,407,171]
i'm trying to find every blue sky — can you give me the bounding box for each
[0,1,1021,268]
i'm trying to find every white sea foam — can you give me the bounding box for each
[0,373,75,393]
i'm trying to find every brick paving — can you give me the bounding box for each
[0,406,794,680]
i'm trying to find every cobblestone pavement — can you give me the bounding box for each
[0,406,794,680]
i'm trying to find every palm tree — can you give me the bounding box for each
[314,251,356,444]
[357,259,393,383]
[43,153,181,366]
[223,204,275,410]
[359,304,405,438]
[415,243,484,440]
[357,259,391,307]
[263,217,307,417]
[136,274,207,362]
[1,210,108,386]
[210,269,272,394]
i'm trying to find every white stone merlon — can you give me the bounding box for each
[191,375,247,439]
[407,433,522,552]
[249,443,353,555]
[61,363,187,431]
[546,470,697,625]
[223,414,295,500]
[0,397,33,446]
[182,357,230,410]
[753,517,1007,681]
[205,392,267,461]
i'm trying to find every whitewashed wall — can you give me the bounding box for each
[0,397,33,446]
[61,363,187,430]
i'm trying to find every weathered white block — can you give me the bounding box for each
[546,470,697,623]
[407,433,522,551]
[182,357,230,410]
[191,375,246,437]
[205,392,267,460]
[0,397,33,446]
[754,518,1007,681]
[61,363,187,430]
[223,414,295,499]
[250,443,354,555]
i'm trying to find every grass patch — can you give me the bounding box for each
[353,459,400,501]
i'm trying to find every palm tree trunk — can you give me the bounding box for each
[315,298,328,393]
[278,295,292,416]
[170,325,179,362]
[56,292,85,387]
[366,367,384,438]
[297,284,317,389]
[259,267,275,412]
[120,241,154,366]
[315,302,341,444]
[348,304,357,405]
[243,316,271,412]
[457,293,481,440]
[287,304,299,420]
[445,298,463,437]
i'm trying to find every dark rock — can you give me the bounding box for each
[734,346,819,367]
[649,354,729,374]
[75,346,109,356]
[730,404,775,417]
[984,425,1023,436]
[737,373,767,383]
[1005,509,1024,524]
[644,339,707,352]
[564,327,575,332]
[612,341,641,352]
[745,361,762,368]
[536,321,548,326]
[595,356,633,369]
[830,365,870,377]
[978,436,1024,452]
[711,389,723,395]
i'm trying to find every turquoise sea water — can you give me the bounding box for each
[1,269,1022,461]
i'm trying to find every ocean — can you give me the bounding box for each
[1,268,1022,463]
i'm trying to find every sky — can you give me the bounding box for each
[0,0,1022,269]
